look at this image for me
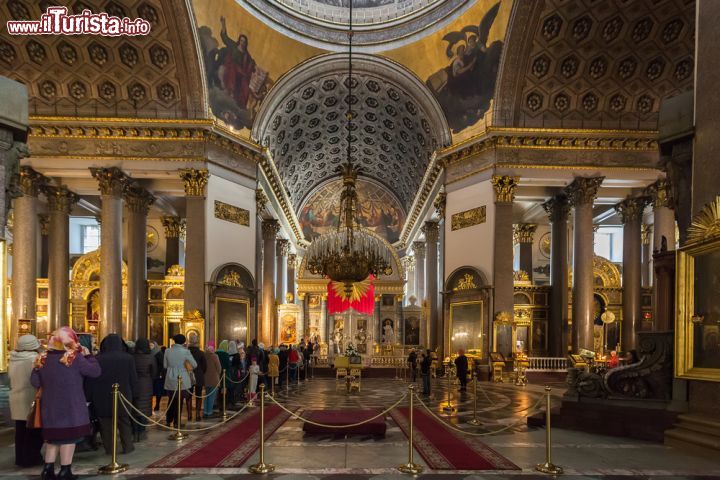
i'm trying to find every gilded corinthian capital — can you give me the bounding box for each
[645,178,673,209]
[14,166,47,197]
[412,241,426,258]
[615,196,650,224]
[44,185,79,214]
[565,176,604,207]
[513,223,537,244]
[90,167,129,196]
[276,238,290,257]
[178,168,209,197]
[491,175,519,203]
[422,220,440,243]
[161,216,184,238]
[124,184,155,215]
[262,219,280,240]
[256,188,269,214]
[542,194,570,222]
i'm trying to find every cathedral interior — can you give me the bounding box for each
[1,0,720,478]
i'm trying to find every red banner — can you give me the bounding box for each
[327,276,375,315]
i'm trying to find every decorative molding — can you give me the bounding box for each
[451,205,487,231]
[543,194,570,222]
[178,168,209,197]
[214,200,249,227]
[491,175,519,203]
[218,270,244,289]
[565,176,604,207]
[687,196,720,244]
[256,188,269,215]
[453,273,477,291]
[401,256,415,273]
[433,191,446,219]
[288,253,298,269]
[124,184,155,215]
[641,224,651,245]
[262,219,280,240]
[89,167,129,197]
[14,166,46,197]
[645,178,673,209]
[513,224,537,244]
[513,270,531,284]
[44,185,79,214]
[615,196,650,224]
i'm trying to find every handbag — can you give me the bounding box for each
[184,359,196,386]
[27,387,42,429]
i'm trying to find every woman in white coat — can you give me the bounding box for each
[9,334,43,467]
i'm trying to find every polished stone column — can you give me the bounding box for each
[125,185,155,340]
[423,221,440,350]
[413,241,426,303]
[514,223,537,281]
[543,194,570,357]
[287,253,297,304]
[276,239,290,303]
[11,167,45,341]
[179,169,209,314]
[161,216,183,270]
[38,214,49,278]
[616,196,648,351]
[45,186,78,332]
[90,167,129,336]
[566,176,604,353]
[646,178,676,330]
[261,219,279,345]
[491,175,519,355]
[641,224,651,287]
[648,179,675,252]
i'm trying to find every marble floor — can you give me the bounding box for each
[1,375,719,479]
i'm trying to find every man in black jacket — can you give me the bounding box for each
[87,334,138,454]
[278,344,288,387]
[454,350,469,392]
[407,349,417,382]
[187,334,207,421]
[420,350,432,395]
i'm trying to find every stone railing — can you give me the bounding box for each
[527,357,568,372]
[312,355,407,368]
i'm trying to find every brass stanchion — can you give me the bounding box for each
[168,376,188,441]
[442,366,455,413]
[248,384,275,473]
[535,386,563,475]
[98,384,128,474]
[397,384,423,474]
[467,370,481,426]
[222,370,229,420]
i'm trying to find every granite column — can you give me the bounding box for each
[423,221,440,351]
[261,219,279,345]
[161,216,183,270]
[543,195,570,357]
[125,185,154,340]
[276,239,289,303]
[179,169,209,314]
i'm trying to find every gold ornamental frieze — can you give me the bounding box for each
[454,273,477,291]
[214,200,250,226]
[451,205,487,231]
[218,270,244,288]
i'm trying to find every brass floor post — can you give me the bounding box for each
[98,384,128,474]
[248,384,275,473]
[535,386,563,475]
[397,384,423,474]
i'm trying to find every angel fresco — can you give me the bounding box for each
[426,2,503,134]
[197,18,273,130]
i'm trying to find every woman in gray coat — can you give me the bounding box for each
[132,338,157,440]
[164,334,196,428]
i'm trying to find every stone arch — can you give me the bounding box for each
[445,266,490,292]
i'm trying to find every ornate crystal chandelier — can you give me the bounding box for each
[305,0,393,296]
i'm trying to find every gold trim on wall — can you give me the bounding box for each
[451,205,487,231]
[214,200,250,226]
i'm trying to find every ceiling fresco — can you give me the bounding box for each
[299,178,406,244]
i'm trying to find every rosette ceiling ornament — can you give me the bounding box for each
[305,0,393,296]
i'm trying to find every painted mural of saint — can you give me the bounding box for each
[219,16,256,110]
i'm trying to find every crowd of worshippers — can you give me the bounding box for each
[8,327,320,480]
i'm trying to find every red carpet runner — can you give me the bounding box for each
[150,405,292,468]
[390,407,519,470]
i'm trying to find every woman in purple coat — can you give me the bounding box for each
[31,327,101,480]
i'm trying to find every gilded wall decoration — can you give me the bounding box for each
[218,270,244,288]
[214,200,250,226]
[451,205,486,231]
[299,179,405,243]
[454,273,477,291]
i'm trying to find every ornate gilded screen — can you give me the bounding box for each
[449,301,483,356]
[215,298,249,346]
[676,197,720,381]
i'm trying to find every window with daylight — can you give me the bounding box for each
[594,227,623,263]
[80,224,100,254]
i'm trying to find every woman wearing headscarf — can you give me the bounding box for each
[164,334,196,428]
[132,338,157,441]
[87,334,138,455]
[203,344,222,417]
[9,334,43,467]
[31,327,101,480]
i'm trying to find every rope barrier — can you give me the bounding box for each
[186,374,225,399]
[155,388,177,417]
[225,371,251,385]
[413,391,545,437]
[267,392,408,429]
[119,392,250,432]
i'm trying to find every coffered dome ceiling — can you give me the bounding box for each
[253,54,451,213]
[494,0,694,129]
[0,0,205,118]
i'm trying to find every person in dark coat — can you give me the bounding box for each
[278,344,288,387]
[31,327,101,480]
[407,349,417,383]
[132,338,157,441]
[152,345,166,411]
[420,350,432,395]
[187,334,207,421]
[87,334,138,455]
[454,349,469,392]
